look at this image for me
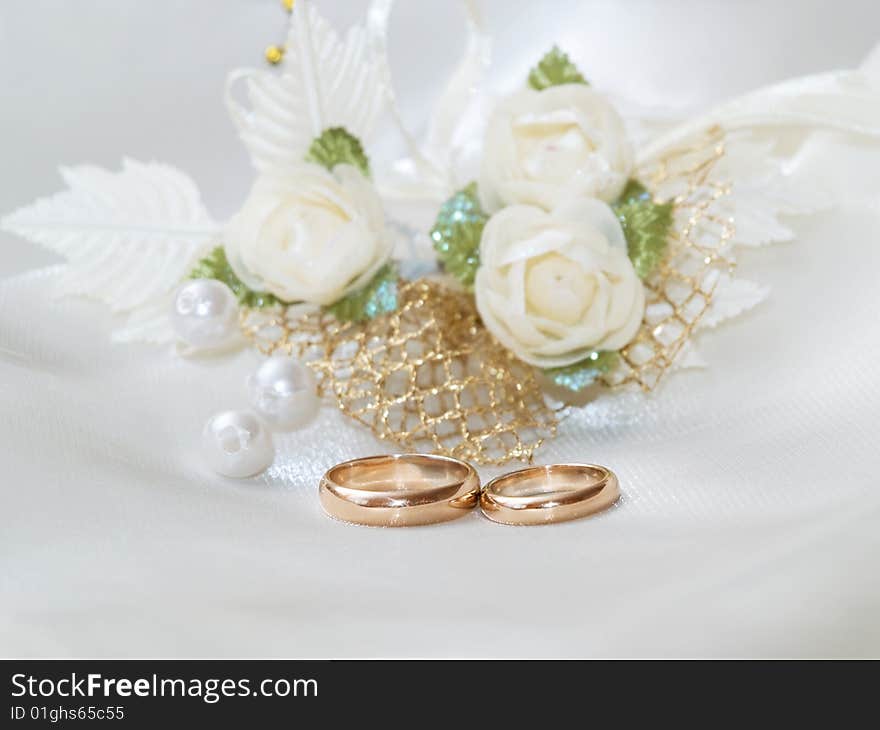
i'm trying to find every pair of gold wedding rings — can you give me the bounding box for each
[319,454,620,527]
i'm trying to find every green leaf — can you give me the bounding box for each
[429,182,488,289]
[528,46,589,90]
[616,179,651,205]
[613,179,673,279]
[305,127,370,177]
[325,263,399,323]
[189,246,281,308]
[544,351,619,392]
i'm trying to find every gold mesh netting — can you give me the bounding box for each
[241,126,734,464]
[603,125,735,390]
[241,279,558,465]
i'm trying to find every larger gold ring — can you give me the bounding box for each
[319,454,480,527]
[480,464,620,525]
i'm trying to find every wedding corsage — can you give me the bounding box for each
[4,1,880,469]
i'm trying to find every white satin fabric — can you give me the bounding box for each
[2,1,880,657]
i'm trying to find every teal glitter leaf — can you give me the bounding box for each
[613,179,674,279]
[189,246,281,308]
[528,46,589,90]
[305,127,371,177]
[430,182,488,289]
[325,263,399,323]
[544,351,619,392]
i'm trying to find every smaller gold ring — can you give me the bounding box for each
[319,454,480,527]
[480,464,620,526]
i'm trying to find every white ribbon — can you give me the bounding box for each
[639,43,880,163]
[367,0,492,201]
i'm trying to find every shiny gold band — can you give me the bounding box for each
[319,454,480,527]
[480,463,619,525]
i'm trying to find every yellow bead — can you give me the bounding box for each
[265,45,284,65]
[282,0,294,11]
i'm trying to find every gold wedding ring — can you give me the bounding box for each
[480,463,620,525]
[319,454,480,527]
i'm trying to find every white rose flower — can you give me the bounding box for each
[474,197,644,368]
[479,85,633,212]
[224,164,391,306]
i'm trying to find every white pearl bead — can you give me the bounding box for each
[171,279,239,350]
[247,357,319,431]
[202,410,274,478]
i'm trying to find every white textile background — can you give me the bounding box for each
[1,1,879,657]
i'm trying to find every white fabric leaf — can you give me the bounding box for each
[700,275,769,330]
[673,341,708,370]
[1,159,217,343]
[227,1,383,172]
[711,137,826,248]
[631,56,880,363]
[721,184,796,247]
